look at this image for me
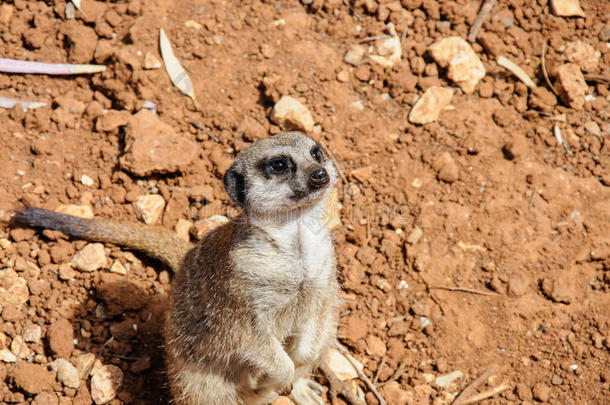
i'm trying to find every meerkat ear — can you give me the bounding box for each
[223,165,246,207]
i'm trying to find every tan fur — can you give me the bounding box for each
[13,132,340,405]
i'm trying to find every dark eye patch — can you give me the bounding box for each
[259,155,295,179]
[310,144,324,163]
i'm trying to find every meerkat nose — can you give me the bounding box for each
[308,167,329,189]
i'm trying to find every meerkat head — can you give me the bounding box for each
[223,132,338,214]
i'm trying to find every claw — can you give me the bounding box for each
[291,378,325,405]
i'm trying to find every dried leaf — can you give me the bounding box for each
[0,58,106,75]
[159,28,196,102]
[497,56,536,88]
[0,95,46,110]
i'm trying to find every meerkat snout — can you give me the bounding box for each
[308,166,330,190]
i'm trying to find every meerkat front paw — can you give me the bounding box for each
[290,378,325,405]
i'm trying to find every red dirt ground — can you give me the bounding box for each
[0,0,609,404]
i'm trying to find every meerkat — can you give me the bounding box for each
[13,131,341,405]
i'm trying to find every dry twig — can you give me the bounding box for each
[319,362,366,405]
[584,73,610,84]
[468,0,498,42]
[337,344,387,405]
[462,382,510,404]
[429,285,499,297]
[541,42,559,96]
[452,367,495,405]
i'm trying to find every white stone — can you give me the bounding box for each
[55,204,94,219]
[429,37,486,94]
[344,45,366,66]
[72,243,108,272]
[75,352,96,379]
[0,349,17,363]
[434,370,463,388]
[271,96,315,132]
[325,348,362,381]
[555,63,587,110]
[564,41,600,72]
[109,261,127,275]
[550,0,585,17]
[135,194,165,224]
[174,218,193,242]
[369,36,401,68]
[0,273,29,307]
[10,335,33,359]
[143,52,162,69]
[81,174,94,186]
[191,215,229,240]
[408,87,454,125]
[23,324,42,343]
[91,364,123,404]
[51,358,81,389]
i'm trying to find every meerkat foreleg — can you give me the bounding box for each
[246,336,296,393]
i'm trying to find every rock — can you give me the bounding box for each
[564,41,600,72]
[120,109,198,176]
[550,0,585,17]
[369,35,401,68]
[174,218,193,242]
[336,70,349,82]
[270,96,315,132]
[507,272,530,296]
[51,359,80,389]
[75,352,96,379]
[72,243,107,272]
[429,37,486,94]
[273,397,296,405]
[434,370,463,388]
[532,382,551,402]
[583,120,601,137]
[52,96,85,128]
[58,264,77,280]
[365,335,387,357]
[408,86,454,124]
[0,272,29,307]
[32,392,59,405]
[0,4,14,25]
[48,318,75,359]
[10,335,33,359]
[502,136,527,160]
[344,44,366,65]
[380,381,411,405]
[551,374,563,385]
[23,324,42,343]
[340,315,368,343]
[191,215,230,240]
[143,51,162,69]
[90,364,123,404]
[95,109,130,132]
[96,272,148,316]
[434,152,459,183]
[354,65,371,82]
[528,87,557,112]
[323,188,341,231]
[541,272,576,304]
[61,20,98,63]
[555,63,587,110]
[325,348,361,381]
[515,383,533,400]
[56,204,94,219]
[109,261,127,275]
[130,356,151,373]
[406,227,423,244]
[351,166,373,183]
[134,194,166,224]
[94,39,113,63]
[10,362,55,395]
[0,348,17,363]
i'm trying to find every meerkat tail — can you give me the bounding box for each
[12,207,193,272]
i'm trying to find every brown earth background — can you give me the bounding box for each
[0,0,609,404]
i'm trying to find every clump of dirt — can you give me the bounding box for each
[0,0,609,404]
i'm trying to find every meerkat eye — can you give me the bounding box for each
[268,157,289,174]
[310,145,323,162]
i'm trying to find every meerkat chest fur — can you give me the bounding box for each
[233,200,336,335]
